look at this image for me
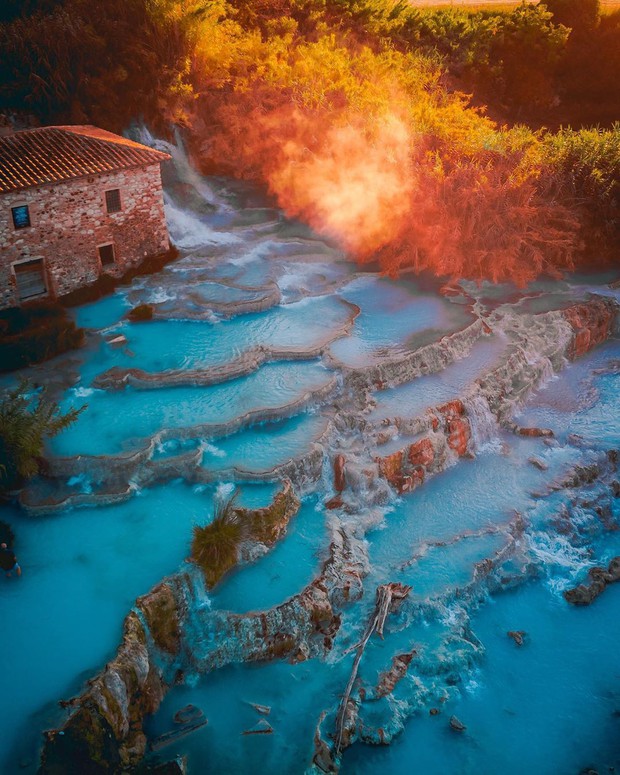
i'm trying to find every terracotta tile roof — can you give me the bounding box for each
[0,125,171,194]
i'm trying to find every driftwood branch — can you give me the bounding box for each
[333,582,411,758]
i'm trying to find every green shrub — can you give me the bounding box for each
[0,379,84,491]
[191,490,242,588]
[0,302,84,372]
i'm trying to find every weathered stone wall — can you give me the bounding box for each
[0,163,169,308]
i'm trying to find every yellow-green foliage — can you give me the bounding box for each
[191,491,242,588]
[191,484,299,587]
[0,0,618,280]
[0,379,84,489]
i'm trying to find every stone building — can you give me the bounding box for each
[0,125,171,309]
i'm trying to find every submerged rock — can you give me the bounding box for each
[150,718,207,752]
[449,715,467,732]
[507,630,527,646]
[128,304,154,322]
[106,334,129,347]
[247,702,271,716]
[529,457,548,471]
[517,427,554,438]
[173,705,203,725]
[134,755,187,774]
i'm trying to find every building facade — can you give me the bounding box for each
[0,125,171,309]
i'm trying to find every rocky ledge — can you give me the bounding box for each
[38,493,362,773]
[564,556,620,606]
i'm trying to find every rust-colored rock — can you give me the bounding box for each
[408,438,435,468]
[333,454,346,493]
[447,417,470,457]
[376,450,404,487]
[563,299,617,360]
[411,466,425,489]
[325,495,343,510]
[438,399,465,419]
[375,652,415,697]
[517,427,554,438]
[396,475,413,495]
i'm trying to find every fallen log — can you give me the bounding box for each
[333,582,411,757]
[242,719,273,735]
[149,718,208,752]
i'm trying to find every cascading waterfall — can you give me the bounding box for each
[463,393,500,451]
[1,131,619,775]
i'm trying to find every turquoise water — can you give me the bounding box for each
[79,296,353,373]
[347,583,620,775]
[1,141,619,775]
[211,497,327,613]
[330,275,472,367]
[514,339,620,446]
[52,361,333,456]
[0,481,277,769]
[200,413,329,474]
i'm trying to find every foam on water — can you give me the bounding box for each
[164,194,242,249]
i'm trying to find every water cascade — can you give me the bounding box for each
[1,134,619,775]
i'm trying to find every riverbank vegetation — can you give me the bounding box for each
[0,0,618,284]
[0,303,84,373]
[0,381,84,492]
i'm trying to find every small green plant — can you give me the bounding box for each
[191,489,242,587]
[0,379,85,491]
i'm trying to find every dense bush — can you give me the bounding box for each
[0,302,85,372]
[542,125,620,257]
[0,0,618,283]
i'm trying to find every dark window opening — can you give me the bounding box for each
[105,188,122,213]
[11,205,31,229]
[14,259,46,301]
[98,243,116,266]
